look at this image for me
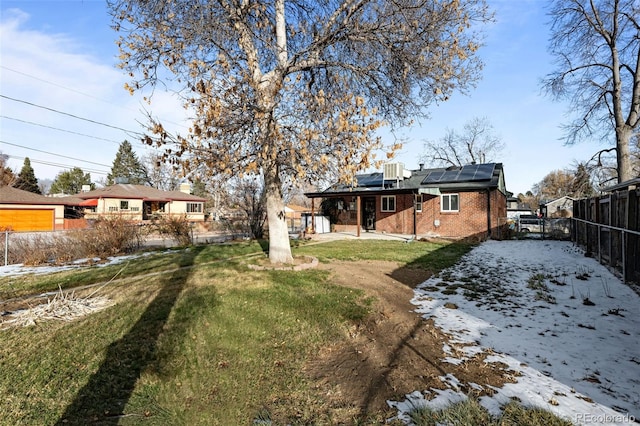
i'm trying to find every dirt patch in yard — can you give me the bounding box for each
[305,260,513,422]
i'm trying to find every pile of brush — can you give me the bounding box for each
[0,287,112,329]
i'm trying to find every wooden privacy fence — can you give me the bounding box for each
[572,190,640,284]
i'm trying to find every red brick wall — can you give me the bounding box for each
[63,218,88,230]
[376,194,414,234]
[328,190,507,239]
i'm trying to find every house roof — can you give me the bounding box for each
[305,163,506,198]
[541,195,575,206]
[0,186,66,205]
[77,184,207,202]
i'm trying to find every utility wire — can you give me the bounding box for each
[0,94,145,135]
[1,140,111,168]
[7,155,109,176]
[1,115,122,145]
[1,65,111,103]
[1,65,189,130]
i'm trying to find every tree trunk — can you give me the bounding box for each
[264,166,293,264]
[616,126,633,183]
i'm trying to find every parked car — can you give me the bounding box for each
[517,215,543,233]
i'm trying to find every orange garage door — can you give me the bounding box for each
[0,209,54,232]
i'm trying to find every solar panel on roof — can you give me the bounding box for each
[457,166,478,181]
[474,163,495,180]
[357,173,383,187]
[421,163,496,185]
[440,169,462,182]
[421,170,445,184]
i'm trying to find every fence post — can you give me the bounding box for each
[4,230,8,267]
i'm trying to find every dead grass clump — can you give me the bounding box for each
[0,287,113,329]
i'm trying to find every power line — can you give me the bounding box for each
[1,115,122,145]
[7,155,109,176]
[1,65,111,104]
[0,94,144,135]
[1,140,111,168]
[1,65,190,130]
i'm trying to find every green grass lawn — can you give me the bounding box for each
[0,238,567,425]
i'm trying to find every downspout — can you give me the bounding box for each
[413,193,417,237]
[356,195,361,237]
[486,190,492,239]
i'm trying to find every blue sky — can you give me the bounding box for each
[0,0,609,195]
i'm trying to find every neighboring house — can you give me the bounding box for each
[541,196,575,218]
[0,183,207,232]
[77,183,207,222]
[506,195,534,219]
[305,162,508,240]
[0,186,68,231]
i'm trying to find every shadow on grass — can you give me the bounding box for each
[257,238,269,253]
[55,247,205,425]
[387,240,476,288]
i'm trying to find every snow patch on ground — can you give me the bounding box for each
[389,240,640,425]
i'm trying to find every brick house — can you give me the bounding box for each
[305,162,508,240]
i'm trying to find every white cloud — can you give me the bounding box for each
[0,8,186,183]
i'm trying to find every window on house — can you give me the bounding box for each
[120,201,129,210]
[416,195,423,212]
[381,195,396,212]
[187,203,203,213]
[108,206,118,212]
[131,207,140,212]
[441,194,459,212]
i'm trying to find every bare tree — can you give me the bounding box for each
[421,117,504,167]
[0,152,15,187]
[143,152,181,191]
[543,0,640,183]
[229,176,267,240]
[109,0,493,263]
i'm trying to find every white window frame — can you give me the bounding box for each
[381,195,396,212]
[187,203,203,213]
[416,194,423,213]
[441,194,459,212]
[120,200,129,211]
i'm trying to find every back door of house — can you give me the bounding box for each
[363,197,375,231]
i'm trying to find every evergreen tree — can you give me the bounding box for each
[14,157,41,194]
[107,141,149,185]
[49,167,93,195]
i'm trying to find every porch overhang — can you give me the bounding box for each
[419,187,441,196]
[79,198,98,207]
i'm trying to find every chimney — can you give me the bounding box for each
[419,163,424,171]
[179,182,192,194]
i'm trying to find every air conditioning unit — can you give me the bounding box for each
[383,163,411,180]
[384,163,403,180]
